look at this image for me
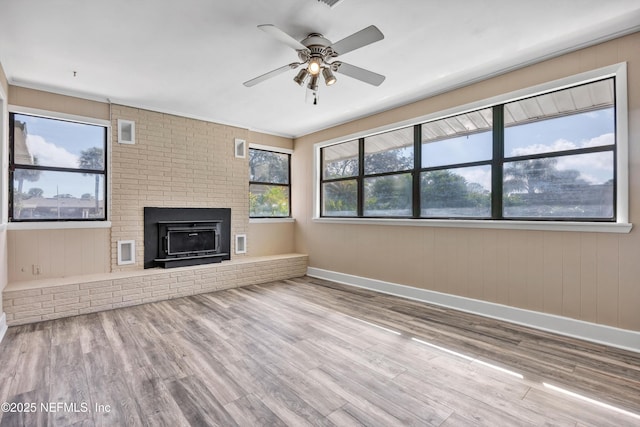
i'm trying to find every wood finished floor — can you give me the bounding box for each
[0,276,639,427]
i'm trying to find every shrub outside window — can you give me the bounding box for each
[9,113,107,221]
[323,180,357,216]
[364,174,412,217]
[249,148,291,218]
[421,165,492,218]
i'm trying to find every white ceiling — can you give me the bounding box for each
[1,0,639,138]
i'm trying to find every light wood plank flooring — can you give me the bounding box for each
[0,276,639,426]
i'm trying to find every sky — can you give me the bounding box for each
[15,114,105,198]
[16,105,615,200]
[422,108,615,190]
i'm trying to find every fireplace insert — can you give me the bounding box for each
[144,207,231,268]
[162,221,220,256]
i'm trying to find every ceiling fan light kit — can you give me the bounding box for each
[243,24,385,104]
[293,68,309,86]
[308,74,319,91]
[322,67,337,86]
[308,57,323,75]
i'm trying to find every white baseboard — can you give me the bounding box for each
[307,267,640,353]
[0,312,7,344]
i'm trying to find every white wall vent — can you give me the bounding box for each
[117,240,136,265]
[117,119,135,144]
[234,138,246,158]
[235,234,247,254]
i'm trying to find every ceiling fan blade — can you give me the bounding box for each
[243,63,298,87]
[258,24,308,51]
[329,25,384,56]
[333,62,385,86]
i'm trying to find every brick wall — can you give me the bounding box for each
[110,105,250,271]
[3,254,308,325]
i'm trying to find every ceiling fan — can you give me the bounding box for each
[243,24,385,104]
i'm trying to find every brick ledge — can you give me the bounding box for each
[4,253,307,292]
[3,254,308,326]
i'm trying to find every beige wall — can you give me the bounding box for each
[248,222,295,256]
[0,62,7,98]
[0,228,5,328]
[1,62,7,318]
[8,86,109,120]
[293,32,640,332]
[0,228,6,290]
[247,130,295,257]
[248,131,293,151]
[7,228,110,282]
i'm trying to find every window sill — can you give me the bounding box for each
[312,217,632,233]
[7,221,112,231]
[249,218,295,224]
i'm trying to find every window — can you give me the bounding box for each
[321,128,414,217]
[319,76,618,223]
[363,128,413,217]
[249,148,291,218]
[421,108,493,218]
[502,79,615,219]
[322,140,358,216]
[9,112,107,221]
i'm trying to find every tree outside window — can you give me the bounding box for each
[249,148,291,218]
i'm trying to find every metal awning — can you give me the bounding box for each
[421,78,614,143]
[422,108,493,143]
[364,126,413,154]
[503,78,614,126]
[324,77,614,160]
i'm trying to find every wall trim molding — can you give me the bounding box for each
[306,267,640,353]
[8,104,111,127]
[7,221,112,230]
[312,217,632,234]
[0,313,7,344]
[248,143,293,155]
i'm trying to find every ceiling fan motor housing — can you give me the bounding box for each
[301,33,332,49]
[298,34,336,75]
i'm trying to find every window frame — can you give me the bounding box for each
[8,107,110,223]
[249,144,292,219]
[315,63,630,233]
[418,109,494,219]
